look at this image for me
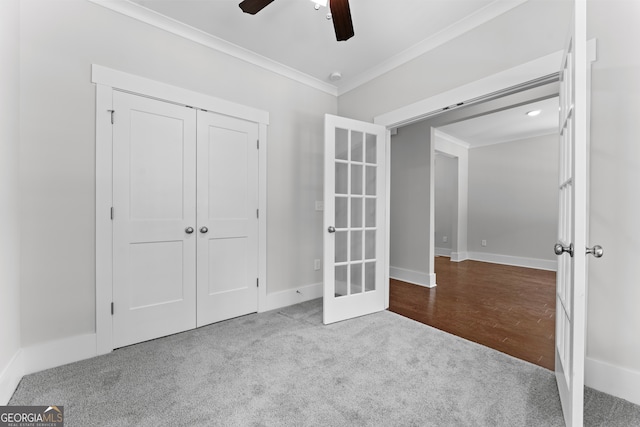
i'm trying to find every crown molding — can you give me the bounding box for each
[336,0,529,96]
[433,129,471,150]
[88,0,530,98]
[86,0,338,96]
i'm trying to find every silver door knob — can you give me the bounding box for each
[586,245,604,258]
[185,227,194,234]
[200,226,208,234]
[327,226,336,233]
[554,242,574,257]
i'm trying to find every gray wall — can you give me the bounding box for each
[434,154,457,252]
[587,0,640,375]
[0,0,22,402]
[467,134,558,261]
[389,122,432,275]
[18,0,336,347]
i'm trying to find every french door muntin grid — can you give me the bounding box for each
[334,128,378,297]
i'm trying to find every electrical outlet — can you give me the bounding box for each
[315,201,324,211]
[314,259,321,270]
[481,239,487,247]
[443,236,448,243]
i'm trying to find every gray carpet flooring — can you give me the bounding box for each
[9,299,640,426]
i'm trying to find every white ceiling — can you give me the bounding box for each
[122,0,527,94]
[438,96,559,148]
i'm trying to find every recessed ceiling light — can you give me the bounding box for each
[526,110,542,117]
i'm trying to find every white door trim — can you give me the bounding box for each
[373,43,596,311]
[93,65,269,355]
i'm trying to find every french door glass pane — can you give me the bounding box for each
[335,231,348,263]
[351,262,363,294]
[335,265,348,297]
[351,131,363,162]
[365,230,376,260]
[351,197,362,228]
[335,197,348,228]
[365,198,376,227]
[336,128,348,161]
[350,230,362,261]
[365,133,377,164]
[365,262,376,292]
[336,163,348,195]
[366,166,376,196]
[351,164,363,195]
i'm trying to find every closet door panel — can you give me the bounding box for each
[112,92,197,348]
[196,111,259,327]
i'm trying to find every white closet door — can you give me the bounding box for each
[196,111,259,327]
[112,91,197,348]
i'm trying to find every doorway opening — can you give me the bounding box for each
[387,80,561,369]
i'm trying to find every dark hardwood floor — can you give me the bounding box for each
[389,256,556,370]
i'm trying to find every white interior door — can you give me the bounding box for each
[555,1,588,425]
[196,111,259,327]
[112,91,197,348]
[323,114,386,324]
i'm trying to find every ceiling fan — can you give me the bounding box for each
[239,0,355,42]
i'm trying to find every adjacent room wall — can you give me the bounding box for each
[19,0,336,348]
[434,154,457,255]
[389,121,433,286]
[0,0,22,404]
[434,131,469,262]
[467,134,558,267]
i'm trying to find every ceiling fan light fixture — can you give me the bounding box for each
[310,0,328,8]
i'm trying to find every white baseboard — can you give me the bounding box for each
[585,356,640,406]
[435,247,452,257]
[21,334,97,376]
[0,350,23,405]
[263,282,323,312]
[390,266,436,288]
[451,251,469,262]
[466,251,557,271]
[0,333,98,405]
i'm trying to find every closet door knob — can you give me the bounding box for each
[200,226,209,234]
[185,227,194,234]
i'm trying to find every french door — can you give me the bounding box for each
[112,91,258,348]
[554,0,589,425]
[323,114,387,324]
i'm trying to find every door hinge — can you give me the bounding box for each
[111,302,114,315]
[110,207,114,220]
[257,139,259,149]
[108,110,114,125]
[256,278,259,287]
[256,209,259,219]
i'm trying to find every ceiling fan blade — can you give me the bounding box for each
[330,0,354,41]
[239,0,274,15]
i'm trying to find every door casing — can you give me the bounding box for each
[93,64,269,355]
